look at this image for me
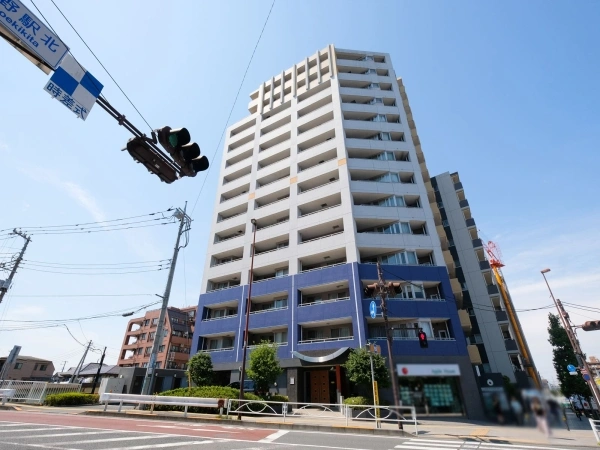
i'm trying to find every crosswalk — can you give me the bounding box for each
[395,438,576,450]
[0,421,215,450]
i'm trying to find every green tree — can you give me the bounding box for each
[247,341,282,393]
[187,352,214,387]
[343,347,390,389]
[547,313,591,399]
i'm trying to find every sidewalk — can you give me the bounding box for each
[72,405,600,448]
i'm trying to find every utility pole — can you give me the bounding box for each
[60,361,68,373]
[375,262,403,430]
[69,341,92,384]
[0,230,31,305]
[141,205,191,396]
[90,347,106,394]
[541,269,600,410]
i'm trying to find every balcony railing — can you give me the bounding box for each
[211,257,242,267]
[298,157,337,173]
[255,245,288,256]
[202,314,238,322]
[298,335,353,344]
[250,305,288,315]
[298,204,341,218]
[200,347,234,353]
[300,231,343,244]
[300,261,346,273]
[256,219,289,231]
[299,296,350,307]
[256,196,289,209]
[217,211,246,223]
[298,179,339,195]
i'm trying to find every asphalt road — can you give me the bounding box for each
[0,410,587,450]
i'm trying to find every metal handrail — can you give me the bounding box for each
[258,155,290,171]
[300,261,346,273]
[298,335,353,344]
[299,297,350,307]
[298,179,339,195]
[300,231,343,244]
[298,157,337,172]
[249,305,288,315]
[256,196,289,209]
[299,204,341,218]
[256,219,289,231]
[202,314,238,322]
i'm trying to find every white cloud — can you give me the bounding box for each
[19,167,107,222]
[0,142,8,152]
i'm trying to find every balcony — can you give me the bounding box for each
[250,294,288,315]
[298,110,334,135]
[454,182,463,191]
[298,192,342,218]
[298,128,335,153]
[207,276,241,293]
[505,339,519,352]
[200,335,235,353]
[472,238,483,248]
[346,147,409,162]
[299,247,347,273]
[297,91,333,118]
[496,310,509,322]
[458,309,472,333]
[220,183,250,204]
[467,345,482,365]
[299,318,353,344]
[260,114,291,137]
[479,260,490,271]
[259,130,290,152]
[299,280,350,307]
[203,302,238,322]
[258,148,291,171]
[459,199,469,209]
[217,202,247,223]
[487,284,499,295]
[465,217,476,228]
[254,233,289,257]
[254,212,289,231]
[222,166,251,186]
[298,148,338,173]
[255,187,289,210]
[256,167,290,189]
[214,226,246,245]
[248,327,288,347]
[224,148,253,171]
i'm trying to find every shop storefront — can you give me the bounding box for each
[396,364,464,414]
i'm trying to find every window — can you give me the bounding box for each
[136,348,143,355]
[274,331,288,343]
[369,97,383,105]
[14,363,22,370]
[149,331,156,340]
[362,55,374,61]
[365,68,377,75]
[369,172,399,183]
[39,364,48,371]
[143,319,149,327]
[154,362,161,369]
[152,318,159,325]
[442,220,449,227]
[306,329,324,340]
[139,333,146,340]
[371,114,387,123]
[369,151,395,161]
[276,241,289,249]
[275,268,288,278]
[367,83,380,90]
[145,347,152,355]
[141,362,148,368]
[158,345,165,352]
[474,334,483,344]
[34,364,39,370]
[331,327,351,338]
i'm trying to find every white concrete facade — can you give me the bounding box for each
[201,46,444,295]
[433,172,521,382]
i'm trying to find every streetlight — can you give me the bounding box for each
[238,218,257,419]
[540,268,600,409]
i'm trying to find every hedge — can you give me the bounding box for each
[154,386,261,413]
[44,393,99,406]
[343,396,370,409]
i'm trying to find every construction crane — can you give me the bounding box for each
[483,241,542,390]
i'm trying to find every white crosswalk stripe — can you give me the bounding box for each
[395,438,577,450]
[0,422,213,449]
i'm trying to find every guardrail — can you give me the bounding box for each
[0,380,81,405]
[100,393,225,418]
[590,418,600,443]
[226,399,417,433]
[0,388,15,406]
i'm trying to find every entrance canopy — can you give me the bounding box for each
[292,347,350,363]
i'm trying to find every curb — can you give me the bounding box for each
[0,405,21,411]
[82,410,412,437]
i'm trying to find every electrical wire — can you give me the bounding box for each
[0,209,172,234]
[17,266,168,276]
[9,293,155,298]
[22,258,170,267]
[47,0,153,131]
[190,0,276,217]
[21,261,170,271]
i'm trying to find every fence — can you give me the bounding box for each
[0,380,81,405]
[590,418,600,443]
[226,399,417,433]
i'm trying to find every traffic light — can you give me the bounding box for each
[418,328,428,348]
[582,320,600,331]
[364,282,378,298]
[125,137,179,183]
[157,126,209,178]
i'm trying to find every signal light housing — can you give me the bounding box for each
[582,320,600,332]
[157,126,209,178]
[418,328,429,348]
[125,137,179,183]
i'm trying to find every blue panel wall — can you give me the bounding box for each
[191,262,468,364]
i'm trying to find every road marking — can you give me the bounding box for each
[0,427,65,433]
[470,428,490,436]
[395,446,461,450]
[0,423,33,427]
[479,443,574,450]
[51,434,172,445]
[109,441,214,450]
[259,429,289,443]
[1,443,78,450]
[136,424,241,433]
[13,430,116,439]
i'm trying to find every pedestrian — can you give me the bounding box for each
[510,396,524,425]
[546,398,561,425]
[531,397,551,437]
[492,395,505,424]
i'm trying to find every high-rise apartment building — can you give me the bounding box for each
[192,46,484,418]
[117,306,196,370]
[432,172,539,389]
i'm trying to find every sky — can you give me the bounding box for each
[0,0,599,384]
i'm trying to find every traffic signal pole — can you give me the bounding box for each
[375,262,403,429]
[541,270,600,409]
[0,230,31,305]
[141,205,191,396]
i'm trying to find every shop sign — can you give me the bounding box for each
[396,364,461,377]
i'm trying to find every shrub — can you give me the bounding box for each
[44,393,99,406]
[154,386,261,414]
[343,396,370,409]
[187,353,213,386]
[247,342,282,394]
[263,394,289,402]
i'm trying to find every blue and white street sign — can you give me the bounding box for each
[583,373,591,381]
[369,301,377,319]
[43,54,103,121]
[567,364,576,373]
[0,0,68,69]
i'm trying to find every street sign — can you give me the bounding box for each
[369,300,377,319]
[0,0,68,69]
[567,364,576,373]
[43,54,103,121]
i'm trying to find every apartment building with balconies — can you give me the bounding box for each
[431,171,536,389]
[192,46,484,418]
[117,306,196,371]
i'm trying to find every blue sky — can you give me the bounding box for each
[1,0,599,383]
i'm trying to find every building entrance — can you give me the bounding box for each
[310,370,330,403]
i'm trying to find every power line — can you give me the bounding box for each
[0,218,173,237]
[9,293,155,298]
[190,0,276,216]
[48,0,153,131]
[21,261,170,271]
[17,266,168,276]
[0,209,172,234]
[22,258,170,267]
